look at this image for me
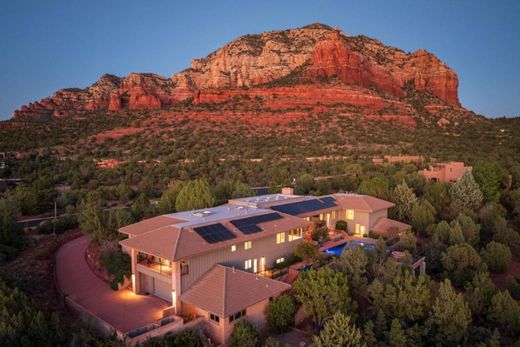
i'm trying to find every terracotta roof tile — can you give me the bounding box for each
[371,217,411,238]
[180,265,290,316]
[333,193,395,212]
[119,215,185,236]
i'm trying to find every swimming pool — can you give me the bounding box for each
[323,240,376,256]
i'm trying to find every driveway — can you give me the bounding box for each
[56,236,169,333]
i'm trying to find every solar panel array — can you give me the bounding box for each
[271,196,337,216]
[230,213,283,235]
[193,223,237,244]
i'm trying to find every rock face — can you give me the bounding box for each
[11,23,463,120]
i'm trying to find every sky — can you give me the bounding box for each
[1,0,519,120]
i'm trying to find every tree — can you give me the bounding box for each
[266,294,296,333]
[231,181,254,198]
[410,200,435,236]
[175,179,215,212]
[358,176,389,199]
[387,319,407,347]
[428,279,471,345]
[262,337,281,347]
[229,319,260,347]
[391,180,417,222]
[337,247,368,296]
[115,182,133,204]
[294,241,320,263]
[464,271,496,315]
[480,242,512,274]
[131,193,150,219]
[295,173,315,195]
[312,312,365,347]
[473,162,504,203]
[0,195,23,249]
[433,220,464,245]
[456,213,480,247]
[293,268,355,327]
[157,181,183,214]
[441,243,485,287]
[362,320,377,347]
[335,220,348,231]
[424,182,451,216]
[78,191,105,243]
[487,290,520,336]
[449,171,483,212]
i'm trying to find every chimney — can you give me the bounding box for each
[281,187,294,195]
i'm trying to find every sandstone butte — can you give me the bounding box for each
[10,23,470,125]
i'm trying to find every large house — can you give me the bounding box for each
[118,191,410,344]
[419,161,472,183]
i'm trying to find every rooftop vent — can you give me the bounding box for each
[192,210,213,218]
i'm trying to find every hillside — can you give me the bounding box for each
[8,23,475,128]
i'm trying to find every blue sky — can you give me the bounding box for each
[1,0,519,119]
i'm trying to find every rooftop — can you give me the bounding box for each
[180,264,291,317]
[228,193,305,208]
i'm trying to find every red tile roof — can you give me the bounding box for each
[333,193,395,212]
[371,217,411,238]
[119,215,185,236]
[180,264,290,317]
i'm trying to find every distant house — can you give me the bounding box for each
[372,155,424,164]
[118,191,409,344]
[419,161,472,183]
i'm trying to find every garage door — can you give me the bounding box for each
[154,278,172,303]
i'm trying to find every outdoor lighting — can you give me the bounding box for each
[131,274,136,293]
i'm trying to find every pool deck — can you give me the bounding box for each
[320,234,377,252]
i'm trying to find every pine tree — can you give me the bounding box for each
[428,279,471,345]
[387,319,407,347]
[392,180,417,222]
[449,171,483,212]
[157,180,183,214]
[175,178,216,212]
[78,191,105,243]
[313,312,366,347]
[362,320,377,346]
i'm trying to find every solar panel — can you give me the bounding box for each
[271,197,337,216]
[193,223,237,244]
[230,213,283,235]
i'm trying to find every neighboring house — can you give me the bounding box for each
[118,191,409,344]
[419,161,472,183]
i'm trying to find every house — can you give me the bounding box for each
[419,161,472,183]
[118,191,409,344]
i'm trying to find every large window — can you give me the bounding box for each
[346,209,355,220]
[276,232,285,244]
[244,241,252,250]
[289,228,303,241]
[229,309,246,322]
[180,260,189,275]
[210,313,220,323]
[244,259,252,269]
[231,245,236,252]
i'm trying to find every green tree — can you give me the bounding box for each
[456,213,480,247]
[487,290,520,336]
[464,271,496,315]
[295,173,315,195]
[335,220,348,231]
[424,182,451,216]
[441,243,485,287]
[312,312,365,347]
[266,294,296,333]
[157,181,183,214]
[391,180,417,222]
[473,162,504,203]
[358,176,389,199]
[293,267,356,327]
[229,319,260,347]
[175,179,215,212]
[115,182,133,204]
[78,191,105,243]
[480,241,512,273]
[231,181,254,198]
[428,279,471,345]
[433,220,464,245]
[337,247,368,296]
[131,192,150,219]
[410,199,436,236]
[0,195,23,249]
[294,241,320,263]
[449,171,483,212]
[362,320,377,346]
[387,319,407,347]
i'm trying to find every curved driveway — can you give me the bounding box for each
[56,236,169,333]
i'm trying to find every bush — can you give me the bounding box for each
[100,249,131,290]
[335,220,348,231]
[294,242,320,262]
[506,276,520,300]
[266,294,296,333]
[229,319,260,347]
[311,224,329,242]
[37,215,78,235]
[480,241,512,273]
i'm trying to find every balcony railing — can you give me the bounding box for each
[139,259,172,276]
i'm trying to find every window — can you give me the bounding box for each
[276,257,285,264]
[231,245,236,252]
[289,228,303,241]
[346,209,355,220]
[244,241,252,250]
[180,260,189,275]
[244,259,252,269]
[229,309,246,322]
[210,313,220,323]
[331,211,336,219]
[276,232,285,244]
[319,213,324,221]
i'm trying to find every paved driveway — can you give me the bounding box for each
[56,236,169,333]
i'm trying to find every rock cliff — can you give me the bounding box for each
[11,23,464,121]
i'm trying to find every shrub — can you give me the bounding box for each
[100,249,131,290]
[229,320,260,347]
[266,294,296,333]
[480,241,512,273]
[335,220,348,231]
[311,224,329,243]
[294,242,320,263]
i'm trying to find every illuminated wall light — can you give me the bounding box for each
[131,274,136,293]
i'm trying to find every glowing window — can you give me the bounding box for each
[276,232,285,244]
[244,241,252,250]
